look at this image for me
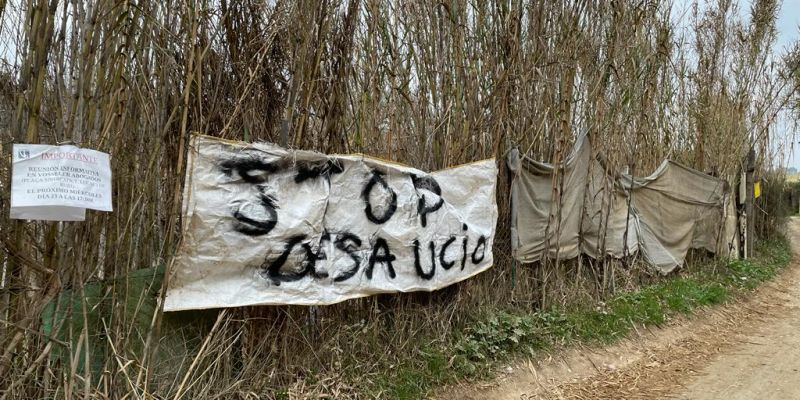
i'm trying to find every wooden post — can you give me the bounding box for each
[745,149,755,258]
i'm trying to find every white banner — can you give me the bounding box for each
[10,144,112,221]
[165,136,498,310]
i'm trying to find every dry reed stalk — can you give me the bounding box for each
[0,0,795,398]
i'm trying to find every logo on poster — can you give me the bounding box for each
[17,149,30,160]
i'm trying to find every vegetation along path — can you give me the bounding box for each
[447,218,800,399]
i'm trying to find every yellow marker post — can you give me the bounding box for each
[754,181,761,199]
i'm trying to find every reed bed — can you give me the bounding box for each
[0,0,797,398]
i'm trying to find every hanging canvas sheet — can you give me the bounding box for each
[508,135,734,273]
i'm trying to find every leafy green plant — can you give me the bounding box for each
[385,236,789,398]
[726,237,791,289]
[455,312,546,362]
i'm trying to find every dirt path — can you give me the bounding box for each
[441,218,800,400]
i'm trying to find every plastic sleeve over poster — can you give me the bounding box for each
[10,144,113,221]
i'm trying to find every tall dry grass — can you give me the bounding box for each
[0,0,797,398]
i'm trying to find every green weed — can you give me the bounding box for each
[365,236,792,399]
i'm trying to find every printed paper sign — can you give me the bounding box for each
[11,144,112,221]
[164,135,498,310]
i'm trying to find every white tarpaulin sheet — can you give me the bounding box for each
[508,135,734,274]
[165,135,498,311]
[10,144,113,221]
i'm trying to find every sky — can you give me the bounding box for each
[0,1,798,168]
[774,1,800,169]
[672,0,800,170]
[771,0,800,59]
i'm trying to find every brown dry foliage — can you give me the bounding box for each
[0,0,795,398]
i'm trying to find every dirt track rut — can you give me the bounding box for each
[442,218,800,400]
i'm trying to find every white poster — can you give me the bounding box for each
[10,144,112,221]
[164,136,498,311]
